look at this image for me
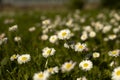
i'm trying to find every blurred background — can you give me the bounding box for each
[0,0,120,10]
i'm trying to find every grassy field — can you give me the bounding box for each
[0,9,120,80]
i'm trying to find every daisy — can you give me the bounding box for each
[81,33,88,41]
[89,31,96,38]
[33,71,49,80]
[104,37,109,41]
[10,54,19,61]
[77,76,87,80]
[42,47,56,58]
[49,35,58,43]
[64,43,70,49]
[0,37,8,45]
[42,19,51,25]
[108,34,117,40]
[102,25,112,33]
[75,42,87,52]
[66,19,73,27]
[113,28,119,33]
[108,49,120,57]
[112,67,120,80]
[0,33,5,39]
[47,66,59,74]
[83,26,93,32]
[9,25,18,31]
[41,34,48,41]
[58,29,71,40]
[92,52,100,58]
[79,60,93,71]
[28,27,36,32]
[61,61,76,72]
[94,22,103,31]
[109,61,117,67]
[14,36,21,42]
[17,54,31,64]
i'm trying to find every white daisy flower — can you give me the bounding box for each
[108,34,117,40]
[47,66,59,74]
[75,42,87,52]
[102,25,112,33]
[81,33,88,41]
[41,34,48,41]
[14,36,21,42]
[92,52,100,58]
[66,19,73,27]
[89,31,96,38]
[10,54,19,61]
[108,50,120,57]
[109,61,117,67]
[112,67,120,80]
[103,37,109,41]
[70,44,75,49]
[83,26,93,32]
[77,76,87,80]
[0,37,8,45]
[4,19,14,24]
[42,47,56,58]
[61,61,76,72]
[42,19,51,25]
[94,22,103,31]
[17,54,31,64]
[64,43,70,49]
[113,28,120,33]
[33,71,49,80]
[0,33,5,39]
[79,60,93,71]
[28,27,36,32]
[49,35,58,43]
[9,25,18,31]
[58,29,71,40]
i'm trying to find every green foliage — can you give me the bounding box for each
[68,0,84,9]
[102,0,120,9]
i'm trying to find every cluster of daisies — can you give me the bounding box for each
[33,59,93,80]
[10,54,31,64]
[1,9,119,80]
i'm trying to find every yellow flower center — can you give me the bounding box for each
[48,68,53,72]
[83,63,88,67]
[116,70,120,76]
[93,53,98,57]
[66,63,72,69]
[62,32,67,37]
[52,37,55,40]
[12,55,17,59]
[47,49,51,55]
[38,73,44,78]
[83,35,86,38]
[112,51,117,55]
[79,45,83,49]
[21,57,27,61]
